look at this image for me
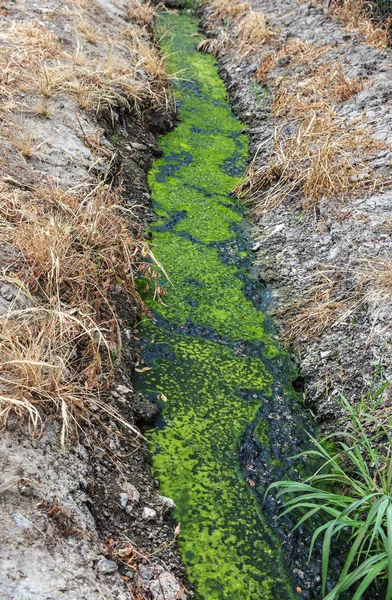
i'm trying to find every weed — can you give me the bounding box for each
[268,393,392,599]
[236,10,275,53]
[35,97,52,118]
[12,126,40,158]
[77,18,100,45]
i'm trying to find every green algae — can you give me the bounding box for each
[133,12,297,599]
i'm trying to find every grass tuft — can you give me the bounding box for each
[268,393,392,599]
[235,112,384,213]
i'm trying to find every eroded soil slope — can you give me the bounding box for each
[0,0,189,598]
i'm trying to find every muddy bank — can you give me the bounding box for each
[0,0,190,598]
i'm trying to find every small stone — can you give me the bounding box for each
[156,494,176,513]
[130,142,148,151]
[116,384,132,396]
[97,559,118,575]
[142,507,157,520]
[320,350,331,359]
[120,492,129,508]
[123,482,140,504]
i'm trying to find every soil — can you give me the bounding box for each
[0,0,189,598]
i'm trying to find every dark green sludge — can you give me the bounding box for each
[133,12,297,599]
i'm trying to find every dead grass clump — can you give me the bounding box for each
[331,0,390,49]
[236,113,384,213]
[11,126,41,159]
[8,183,159,312]
[197,34,230,58]
[77,18,100,45]
[0,305,142,442]
[280,268,360,344]
[236,10,275,53]
[0,307,100,439]
[0,179,163,438]
[126,0,155,27]
[255,40,328,84]
[360,257,392,309]
[273,62,363,117]
[209,0,249,21]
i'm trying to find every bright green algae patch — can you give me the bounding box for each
[133,12,296,600]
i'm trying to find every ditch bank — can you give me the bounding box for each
[0,1,189,599]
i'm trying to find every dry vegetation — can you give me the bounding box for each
[330,0,391,49]
[0,0,172,439]
[198,0,275,56]
[235,34,387,213]
[236,112,384,212]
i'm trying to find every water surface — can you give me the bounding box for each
[134,12,298,599]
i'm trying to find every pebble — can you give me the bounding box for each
[156,494,176,513]
[129,142,148,151]
[122,482,140,504]
[97,558,118,575]
[119,492,129,508]
[142,507,157,520]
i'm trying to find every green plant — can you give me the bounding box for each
[268,391,392,599]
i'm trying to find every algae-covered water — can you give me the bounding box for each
[133,12,299,599]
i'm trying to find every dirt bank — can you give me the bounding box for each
[0,1,190,598]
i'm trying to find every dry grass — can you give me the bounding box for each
[197,33,230,58]
[236,112,385,213]
[11,125,41,159]
[273,61,363,117]
[0,179,163,438]
[360,257,392,308]
[255,40,328,83]
[279,267,361,344]
[236,10,275,53]
[205,0,275,54]
[209,0,250,21]
[77,18,100,44]
[331,0,390,49]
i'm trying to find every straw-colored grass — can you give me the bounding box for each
[0,178,163,437]
[278,267,361,344]
[236,112,384,213]
[0,0,173,442]
[273,61,363,117]
[236,10,275,53]
[331,0,391,49]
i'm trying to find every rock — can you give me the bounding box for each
[138,564,157,581]
[155,493,176,514]
[119,492,129,508]
[149,571,186,600]
[129,142,148,151]
[116,384,132,396]
[122,482,140,504]
[97,559,118,575]
[142,507,157,520]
